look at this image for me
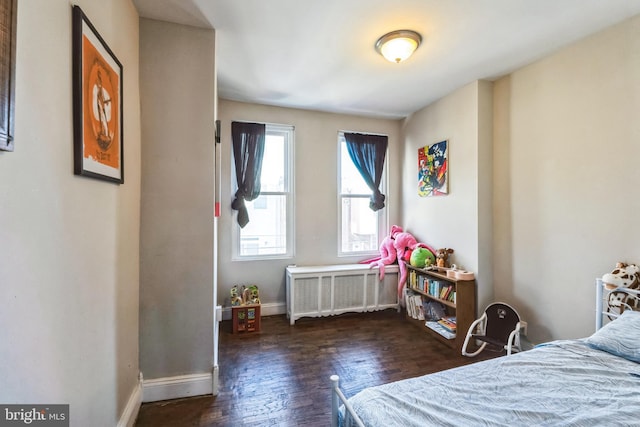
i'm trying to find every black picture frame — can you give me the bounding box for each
[72,5,124,184]
[0,0,17,152]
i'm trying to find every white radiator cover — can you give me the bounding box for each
[285,264,399,325]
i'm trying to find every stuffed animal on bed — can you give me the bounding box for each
[602,262,640,315]
[602,262,640,289]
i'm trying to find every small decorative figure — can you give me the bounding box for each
[230,285,243,306]
[435,248,454,268]
[248,285,261,305]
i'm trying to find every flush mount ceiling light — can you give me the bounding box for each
[375,29,422,63]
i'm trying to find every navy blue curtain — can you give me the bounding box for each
[231,121,266,227]
[344,132,388,211]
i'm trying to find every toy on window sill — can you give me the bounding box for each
[362,224,402,279]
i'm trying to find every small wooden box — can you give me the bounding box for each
[232,304,261,334]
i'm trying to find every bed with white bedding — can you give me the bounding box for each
[331,280,640,427]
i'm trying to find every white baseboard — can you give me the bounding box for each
[142,372,213,403]
[141,302,284,405]
[117,378,142,427]
[221,302,286,320]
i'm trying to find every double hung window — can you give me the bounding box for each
[338,131,387,256]
[233,124,294,260]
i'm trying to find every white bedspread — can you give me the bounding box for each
[341,340,640,426]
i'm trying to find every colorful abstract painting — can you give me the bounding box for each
[418,140,448,197]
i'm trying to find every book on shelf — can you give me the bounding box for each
[426,280,454,301]
[409,271,430,293]
[425,321,456,339]
[404,290,425,321]
[404,290,412,317]
[437,316,457,333]
[415,295,425,320]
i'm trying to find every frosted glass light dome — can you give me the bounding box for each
[375,30,422,63]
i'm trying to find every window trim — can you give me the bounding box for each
[337,131,388,257]
[232,123,295,261]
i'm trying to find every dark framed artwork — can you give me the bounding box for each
[0,0,17,152]
[72,5,124,183]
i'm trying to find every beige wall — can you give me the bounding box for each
[139,19,215,379]
[0,0,141,425]
[401,81,494,312]
[493,15,640,342]
[217,100,402,309]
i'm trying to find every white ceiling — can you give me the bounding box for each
[133,0,640,119]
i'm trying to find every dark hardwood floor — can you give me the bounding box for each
[135,309,493,427]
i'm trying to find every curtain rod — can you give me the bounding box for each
[339,130,388,137]
[231,120,295,129]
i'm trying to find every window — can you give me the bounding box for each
[338,132,387,256]
[233,124,294,260]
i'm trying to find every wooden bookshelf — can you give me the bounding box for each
[405,266,477,352]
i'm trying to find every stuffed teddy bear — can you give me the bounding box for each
[435,248,454,268]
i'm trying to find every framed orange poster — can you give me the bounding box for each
[72,6,123,183]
